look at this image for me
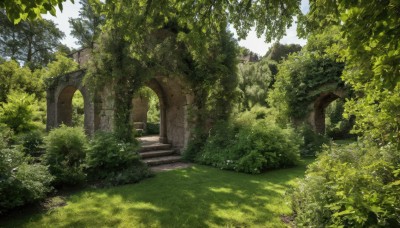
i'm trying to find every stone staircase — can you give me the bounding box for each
[138,136,182,168]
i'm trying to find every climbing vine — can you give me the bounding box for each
[268,26,345,122]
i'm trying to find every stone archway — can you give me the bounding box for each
[47,70,194,152]
[143,77,193,151]
[307,87,347,134]
[46,70,96,135]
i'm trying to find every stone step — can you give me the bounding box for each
[139,143,171,152]
[143,155,182,166]
[140,149,176,159]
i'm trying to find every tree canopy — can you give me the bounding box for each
[264,42,302,62]
[0,0,69,24]
[0,11,65,69]
[300,0,400,89]
[69,0,104,48]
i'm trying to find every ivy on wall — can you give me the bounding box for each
[85,15,238,142]
[269,26,345,122]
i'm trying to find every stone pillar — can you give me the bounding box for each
[159,103,168,143]
[46,87,57,131]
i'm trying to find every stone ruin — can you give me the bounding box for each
[46,48,194,153]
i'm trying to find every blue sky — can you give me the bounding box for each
[44,0,309,56]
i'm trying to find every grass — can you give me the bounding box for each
[0,159,313,228]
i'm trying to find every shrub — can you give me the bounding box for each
[0,124,13,149]
[291,143,400,227]
[17,130,45,157]
[86,132,152,186]
[0,91,41,134]
[194,108,301,174]
[145,122,160,135]
[45,125,87,186]
[0,147,53,214]
[182,128,207,162]
[299,124,330,156]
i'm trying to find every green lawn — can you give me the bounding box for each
[0,160,312,228]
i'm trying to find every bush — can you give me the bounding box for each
[291,143,400,227]
[194,108,301,174]
[45,125,87,186]
[145,122,160,135]
[17,130,45,157]
[299,124,330,156]
[0,147,53,214]
[0,124,13,149]
[0,91,42,134]
[86,132,152,186]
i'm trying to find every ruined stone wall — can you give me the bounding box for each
[46,70,95,135]
[47,71,194,151]
[94,83,115,132]
[306,87,347,134]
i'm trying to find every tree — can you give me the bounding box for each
[237,58,272,110]
[265,42,302,62]
[40,52,79,80]
[300,0,400,89]
[69,0,105,48]
[264,42,303,82]
[0,0,69,24]
[0,60,44,103]
[0,11,65,69]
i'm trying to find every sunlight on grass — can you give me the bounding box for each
[0,159,313,228]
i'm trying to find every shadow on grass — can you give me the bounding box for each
[0,159,312,227]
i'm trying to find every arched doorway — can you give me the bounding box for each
[131,86,161,137]
[46,70,96,135]
[57,86,84,127]
[313,92,340,134]
[129,77,193,152]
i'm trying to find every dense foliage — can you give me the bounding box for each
[269,26,345,122]
[0,91,42,133]
[300,0,400,88]
[86,132,152,186]
[0,60,44,102]
[0,129,53,214]
[44,125,87,186]
[0,0,68,24]
[17,130,45,157]
[264,42,302,63]
[291,143,400,226]
[298,124,330,157]
[299,0,400,146]
[325,99,355,139]
[290,2,400,226]
[194,107,301,174]
[237,58,272,111]
[269,52,344,121]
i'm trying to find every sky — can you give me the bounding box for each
[43,0,309,57]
